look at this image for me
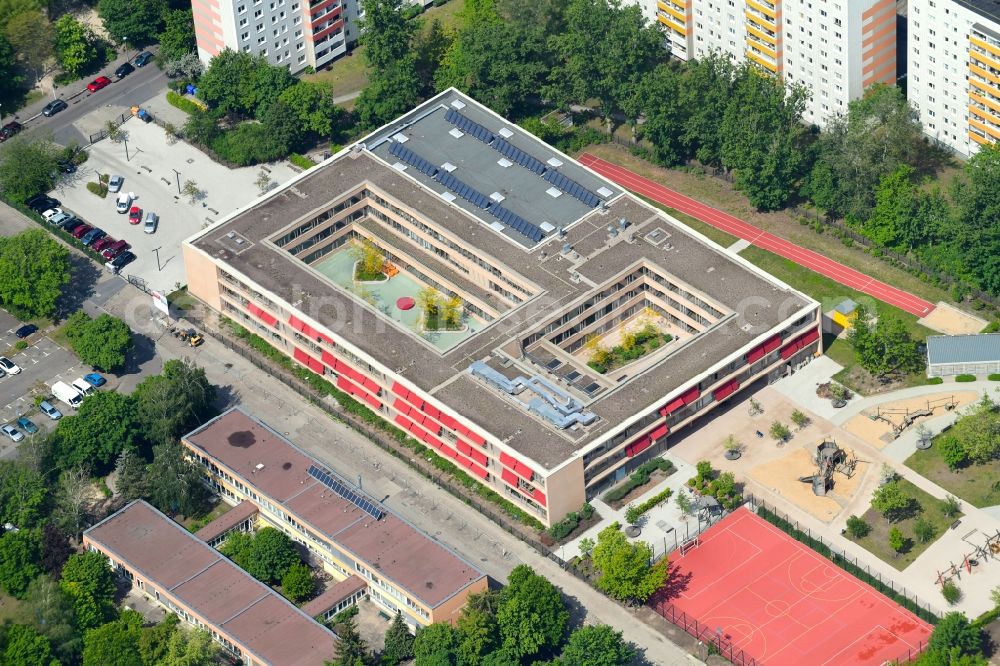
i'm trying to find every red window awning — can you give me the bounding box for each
[288,314,305,332]
[247,303,277,327]
[661,397,685,416]
[780,328,821,359]
[745,346,766,364]
[362,393,381,411]
[321,350,337,369]
[469,463,488,479]
[395,414,413,430]
[512,462,533,481]
[681,386,701,404]
[625,437,653,457]
[468,448,488,465]
[649,423,669,441]
[762,334,783,353]
[456,440,473,456]
[499,452,518,470]
[391,381,408,398]
[439,414,458,430]
[713,379,740,401]
[501,468,519,487]
[532,489,547,506]
[293,347,323,374]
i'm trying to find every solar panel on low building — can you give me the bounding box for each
[308,464,384,521]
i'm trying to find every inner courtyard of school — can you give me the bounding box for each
[183,88,823,527]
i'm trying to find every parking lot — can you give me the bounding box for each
[50,116,298,293]
[0,311,84,457]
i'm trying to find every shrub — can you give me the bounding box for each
[914,517,937,544]
[289,153,317,169]
[942,580,962,605]
[769,421,791,442]
[602,459,674,503]
[938,436,969,471]
[927,376,944,384]
[166,90,203,115]
[888,526,906,556]
[989,373,1000,381]
[212,123,290,166]
[955,374,977,382]
[86,181,108,198]
[941,495,962,518]
[845,515,870,538]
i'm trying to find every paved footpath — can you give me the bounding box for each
[579,153,935,318]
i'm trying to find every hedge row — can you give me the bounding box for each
[624,487,672,525]
[989,374,1000,382]
[166,90,204,114]
[603,458,675,503]
[927,377,944,385]
[756,506,939,624]
[548,503,595,540]
[224,321,545,530]
[955,374,977,382]
[289,153,317,170]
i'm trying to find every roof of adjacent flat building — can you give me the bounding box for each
[183,409,486,609]
[959,0,1000,27]
[188,89,814,469]
[927,333,1000,365]
[83,501,336,666]
[193,499,259,543]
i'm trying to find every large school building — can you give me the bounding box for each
[183,89,822,527]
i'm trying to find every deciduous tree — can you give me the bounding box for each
[871,481,912,524]
[591,523,668,604]
[280,562,315,603]
[4,10,54,84]
[847,307,924,379]
[59,551,117,631]
[2,624,56,666]
[0,462,49,528]
[63,312,133,372]
[20,574,80,662]
[81,609,143,666]
[554,625,634,666]
[412,622,457,664]
[0,228,70,318]
[278,82,344,138]
[0,34,23,101]
[133,359,216,447]
[97,0,167,46]
[54,15,99,77]
[52,391,139,473]
[0,528,41,598]
[158,9,196,62]
[145,442,211,517]
[496,564,568,661]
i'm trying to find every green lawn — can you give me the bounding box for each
[738,245,936,394]
[639,195,740,248]
[0,590,23,624]
[847,478,962,571]
[181,499,234,533]
[305,0,465,98]
[905,442,1000,508]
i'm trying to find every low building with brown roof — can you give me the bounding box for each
[83,500,337,666]
[182,408,489,629]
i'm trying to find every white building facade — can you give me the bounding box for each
[907,0,1000,156]
[648,0,896,126]
[193,0,362,74]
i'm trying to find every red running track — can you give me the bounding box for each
[579,153,935,317]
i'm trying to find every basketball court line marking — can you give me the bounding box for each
[818,624,926,666]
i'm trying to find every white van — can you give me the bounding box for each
[52,381,84,409]
[71,378,95,397]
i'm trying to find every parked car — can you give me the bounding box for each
[15,416,38,434]
[111,250,136,270]
[0,122,22,141]
[83,373,106,388]
[0,357,20,375]
[72,378,95,397]
[71,224,93,239]
[1,425,23,442]
[38,400,62,420]
[61,218,85,234]
[48,212,71,227]
[108,175,124,193]
[128,206,142,224]
[86,76,111,92]
[14,324,37,339]
[92,236,116,252]
[134,51,154,67]
[102,240,129,260]
[42,99,68,117]
[114,62,134,79]
[0,367,6,378]
[115,192,133,213]
[41,208,63,221]
[81,228,105,246]
[26,195,59,213]
[143,211,158,234]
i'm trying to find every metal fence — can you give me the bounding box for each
[88,112,132,145]
[649,598,757,666]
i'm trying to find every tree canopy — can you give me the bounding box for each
[496,564,569,662]
[158,9,196,62]
[81,609,143,666]
[381,612,415,665]
[0,528,41,598]
[220,527,301,584]
[1,624,57,666]
[0,228,70,319]
[132,359,216,447]
[63,312,133,372]
[4,10,53,84]
[54,15,99,77]
[847,307,924,379]
[554,624,633,666]
[197,49,295,118]
[97,0,167,46]
[52,390,140,473]
[591,523,668,603]
[0,463,49,529]
[60,552,117,631]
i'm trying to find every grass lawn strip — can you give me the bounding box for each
[846,478,961,571]
[905,444,1000,508]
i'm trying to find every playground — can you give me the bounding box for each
[653,508,933,666]
[844,391,978,449]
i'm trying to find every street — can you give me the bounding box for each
[7,51,166,146]
[0,200,698,664]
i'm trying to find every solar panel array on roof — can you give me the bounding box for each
[308,464,384,521]
[490,205,543,242]
[434,171,492,209]
[444,108,495,144]
[543,169,602,208]
[491,139,547,175]
[389,140,439,178]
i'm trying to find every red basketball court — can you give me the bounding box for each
[653,508,932,665]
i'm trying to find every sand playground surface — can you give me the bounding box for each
[918,301,988,335]
[748,444,872,523]
[844,391,980,449]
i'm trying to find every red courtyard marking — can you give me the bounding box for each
[652,509,932,665]
[579,153,935,318]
